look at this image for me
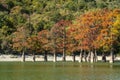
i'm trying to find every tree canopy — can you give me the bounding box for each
[0,0,120,60]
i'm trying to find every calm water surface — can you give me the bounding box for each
[0,62,120,80]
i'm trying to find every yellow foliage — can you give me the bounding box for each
[113,14,120,28]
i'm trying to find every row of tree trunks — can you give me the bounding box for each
[21,51,114,63]
[89,51,98,63]
[78,50,98,63]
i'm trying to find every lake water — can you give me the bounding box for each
[0,62,120,80]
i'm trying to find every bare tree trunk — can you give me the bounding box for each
[109,48,114,63]
[53,39,57,62]
[87,51,91,62]
[109,29,114,63]
[102,53,106,62]
[53,53,57,62]
[72,53,75,62]
[44,53,47,62]
[62,47,66,61]
[94,49,98,62]
[22,51,25,62]
[84,51,87,62]
[90,51,94,63]
[62,26,66,62]
[53,47,57,62]
[79,49,83,63]
[33,52,35,62]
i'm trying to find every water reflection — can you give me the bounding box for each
[0,62,120,80]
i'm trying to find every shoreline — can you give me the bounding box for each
[0,54,120,62]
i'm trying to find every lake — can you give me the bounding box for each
[0,62,120,80]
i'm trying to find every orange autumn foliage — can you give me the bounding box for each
[67,9,120,52]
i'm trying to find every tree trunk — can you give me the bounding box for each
[79,49,83,63]
[53,53,57,62]
[22,51,25,62]
[33,52,35,62]
[53,39,57,62]
[44,53,47,62]
[72,53,75,62]
[62,29,66,62]
[53,47,57,62]
[109,49,114,63]
[94,49,98,62]
[84,51,87,62]
[102,53,106,62]
[62,44,66,61]
[90,51,94,63]
[109,31,114,63]
[87,51,91,62]
[62,49,66,61]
